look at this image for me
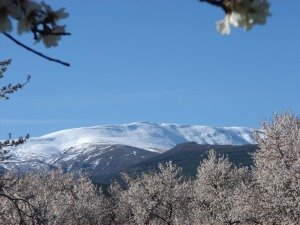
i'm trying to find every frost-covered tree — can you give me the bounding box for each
[0,172,45,224]
[229,170,261,224]
[110,162,193,225]
[0,170,109,224]
[0,59,30,161]
[1,2,70,222]
[0,59,30,100]
[192,149,251,224]
[0,59,32,224]
[252,112,300,224]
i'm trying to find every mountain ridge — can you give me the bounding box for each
[20,121,255,152]
[1,122,256,177]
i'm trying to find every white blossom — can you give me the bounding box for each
[0,0,69,47]
[17,1,41,34]
[216,14,231,35]
[53,7,69,20]
[42,1,69,24]
[0,170,109,224]
[217,0,271,34]
[111,162,193,224]
[0,0,12,32]
[36,25,66,48]
[252,112,300,224]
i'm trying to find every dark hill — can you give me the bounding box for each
[92,142,257,184]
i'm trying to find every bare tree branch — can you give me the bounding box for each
[2,33,70,67]
[199,0,230,13]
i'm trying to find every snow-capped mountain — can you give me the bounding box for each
[1,122,255,174]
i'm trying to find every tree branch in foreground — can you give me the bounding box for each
[199,0,229,13]
[2,33,70,67]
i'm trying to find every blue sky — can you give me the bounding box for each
[1,0,300,138]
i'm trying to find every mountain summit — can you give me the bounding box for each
[2,122,255,174]
[17,121,254,152]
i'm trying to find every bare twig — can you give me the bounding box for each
[199,0,229,13]
[0,76,31,100]
[2,32,70,67]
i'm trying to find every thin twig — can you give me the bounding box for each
[2,32,70,67]
[199,0,229,13]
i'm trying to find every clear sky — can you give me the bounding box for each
[1,0,300,139]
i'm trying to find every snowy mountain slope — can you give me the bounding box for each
[2,143,159,174]
[1,122,255,174]
[13,121,254,154]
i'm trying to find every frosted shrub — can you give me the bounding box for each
[253,112,300,224]
[110,162,193,225]
[192,149,250,224]
[0,170,109,224]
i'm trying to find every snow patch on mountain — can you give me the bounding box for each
[0,122,256,173]
[10,122,255,159]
